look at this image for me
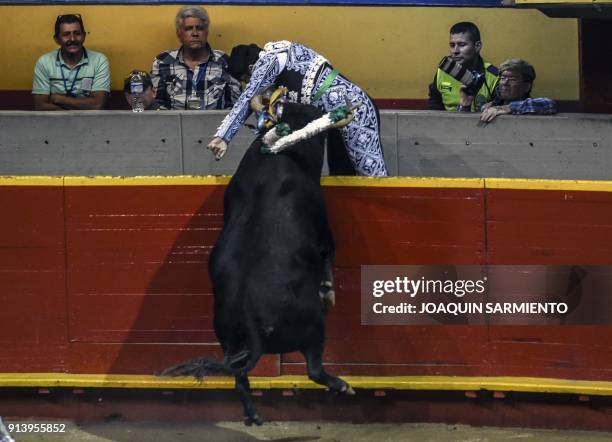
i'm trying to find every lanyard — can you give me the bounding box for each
[57,51,83,96]
[190,63,207,96]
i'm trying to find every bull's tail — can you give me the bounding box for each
[159,356,232,381]
[160,294,264,381]
[160,349,260,380]
[160,347,260,381]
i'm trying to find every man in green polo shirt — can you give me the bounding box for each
[428,22,498,112]
[32,14,110,110]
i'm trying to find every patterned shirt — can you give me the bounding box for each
[32,48,110,97]
[151,44,240,111]
[509,97,558,115]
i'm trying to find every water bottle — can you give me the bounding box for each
[129,72,145,112]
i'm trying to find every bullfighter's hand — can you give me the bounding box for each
[208,137,228,160]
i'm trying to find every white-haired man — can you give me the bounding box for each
[151,5,240,110]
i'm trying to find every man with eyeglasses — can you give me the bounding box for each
[32,14,110,110]
[480,59,557,123]
[151,5,240,111]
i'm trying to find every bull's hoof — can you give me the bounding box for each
[327,381,355,396]
[244,413,263,426]
[342,384,356,395]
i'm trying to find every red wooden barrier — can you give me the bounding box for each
[0,181,610,380]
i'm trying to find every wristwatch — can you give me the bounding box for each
[457,104,472,112]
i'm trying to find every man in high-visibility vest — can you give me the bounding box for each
[428,22,498,112]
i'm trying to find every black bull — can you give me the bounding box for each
[162,103,354,425]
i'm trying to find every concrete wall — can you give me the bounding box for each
[1,110,611,179]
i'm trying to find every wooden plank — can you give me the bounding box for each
[325,187,485,266]
[64,185,222,345]
[0,186,67,372]
[487,189,612,264]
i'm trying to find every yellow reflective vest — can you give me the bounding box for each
[436,62,499,112]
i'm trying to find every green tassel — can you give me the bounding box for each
[260,123,292,154]
[329,106,351,123]
[275,123,292,136]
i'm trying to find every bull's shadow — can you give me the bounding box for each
[107,183,228,373]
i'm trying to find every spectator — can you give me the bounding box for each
[123,70,165,110]
[428,22,498,112]
[208,41,388,177]
[151,5,240,110]
[32,14,110,110]
[480,59,557,123]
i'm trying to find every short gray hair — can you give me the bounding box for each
[500,59,536,82]
[175,5,210,32]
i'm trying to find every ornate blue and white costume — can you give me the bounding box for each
[215,41,388,176]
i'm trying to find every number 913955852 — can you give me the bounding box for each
[8,423,66,433]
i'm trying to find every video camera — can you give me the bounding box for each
[438,56,485,96]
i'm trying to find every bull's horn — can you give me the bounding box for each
[250,94,265,113]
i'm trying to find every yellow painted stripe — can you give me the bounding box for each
[486,178,612,192]
[0,176,63,186]
[320,176,484,189]
[1,374,611,396]
[1,175,483,189]
[63,176,232,186]
[2,176,612,193]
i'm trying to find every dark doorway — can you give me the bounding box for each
[580,19,612,113]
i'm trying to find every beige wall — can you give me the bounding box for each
[0,5,578,100]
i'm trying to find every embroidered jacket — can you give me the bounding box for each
[215,41,330,142]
